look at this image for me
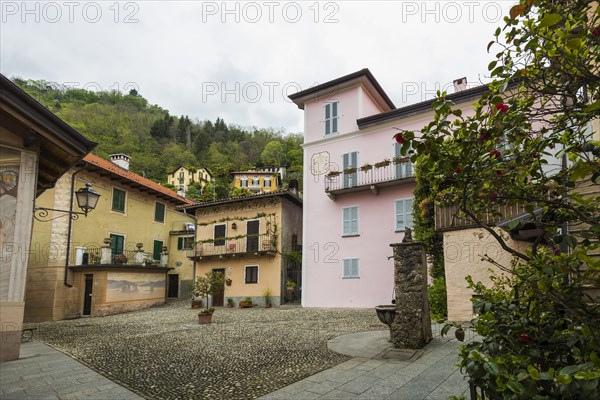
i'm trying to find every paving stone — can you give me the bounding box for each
[355,385,398,399]
[318,389,358,400]
[338,375,382,394]
[306,380,345,394]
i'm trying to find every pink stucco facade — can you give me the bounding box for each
[291,69,484,309]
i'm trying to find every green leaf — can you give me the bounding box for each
[566,38,582,50]
[539,13,561,28]
[528,365,540,380]
[557,374,572,385]
[574,371,600,380]
[488,61,497,71]
[560,365,581,375]
[487,40,495,53]
[507,380,525,394]
[583,100,600,113]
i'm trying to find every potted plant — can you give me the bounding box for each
[286,281,296,292]
[226,298,234,308]
[374,159,391,168]
[239,296,253,308]
[193,271,224,324]
[225,278,232,286]
[114,253,128,265]
[263,288,273,308]
[191,299,202,309]
[360,163,373,172]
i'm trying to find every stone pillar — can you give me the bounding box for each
[390,242,432,349]
[135,243,144,265]
[101,238,112,264]
[75,247,86,266]
[160,246,169,267]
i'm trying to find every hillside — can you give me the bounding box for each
[12,78,303,197]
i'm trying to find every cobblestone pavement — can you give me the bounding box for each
[25,302,389,399]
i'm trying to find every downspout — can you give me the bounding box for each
[183,206,197,298]
[64,167,85,287]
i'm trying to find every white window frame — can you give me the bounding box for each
[395,198,414,232]
[244,265,259,284]
[394,142,414,179]
[342,206,359,237]
[343,258,360,279]
[324,101,339,136]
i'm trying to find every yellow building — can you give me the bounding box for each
[25,153,197,322]
[232,168,281,194]
[168,165,212,194]
[182,191,302,307]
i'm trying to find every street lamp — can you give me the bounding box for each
[34,183,100,221]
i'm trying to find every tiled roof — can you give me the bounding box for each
[83,154,195,205]
[178,190,302,210]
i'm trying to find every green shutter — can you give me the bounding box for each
[153,240,163,261]
[177,237,183,250]
[155,202,165,222]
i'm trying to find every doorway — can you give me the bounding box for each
[168,274,179,298]
[83,274,93,316]
[212,268,225,306]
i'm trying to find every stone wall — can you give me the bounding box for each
[390,242,432,349]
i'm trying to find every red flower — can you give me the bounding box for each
[489,149,502,159]
[479,133,490,140]
[495,170,502,177]
[489,193,498,200]
[592,26,600,37]
[519,334,531,344]
[454,167,462,174]
[394,133,404,144]
[495,103,509,113]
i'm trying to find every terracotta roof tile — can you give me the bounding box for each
[83,154,195,205]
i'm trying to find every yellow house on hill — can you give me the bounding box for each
[26,153,197,322]
[181,190,302,307]
[232,168,281,194]
[168,165,212,195]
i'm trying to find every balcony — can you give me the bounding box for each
[186,233,277,260]
[435,203,529,231]
[75,246,163,267]
[324,160,415,200]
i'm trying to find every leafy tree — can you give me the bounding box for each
[398,1,600,397]
[260,140,285,167]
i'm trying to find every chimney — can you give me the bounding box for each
[288,179,299,195]
[109,154,130,171]
[453,77,467,92]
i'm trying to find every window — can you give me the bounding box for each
[178,171,184,184]
[395,198,414,231]
[394,143,414,178]
[252,177,260,186]
[112,188,126,213]
[324,101,339,136]
[342,206,359,236]
[240,177,248,187]
[214,224,226,246]
[264,178,271,187]
[343,258,359,278]
[110,234,124,255]
[177,236,194,250]
[245,266,258,284]
[154,202,165,223]
[153,240,163,261]
[246,220,259,252]
[342,151,358,188]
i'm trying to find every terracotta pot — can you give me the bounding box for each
[265,303,272,308]
[198,313,213,324]
[191,300,202,309]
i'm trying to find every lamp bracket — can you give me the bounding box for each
[33,207,85,222]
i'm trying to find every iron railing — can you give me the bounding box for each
[186,233,275,259]
[434,203,529,231]
[324,160,414,192]
[79,248,153,266]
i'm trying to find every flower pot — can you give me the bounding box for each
[225,278,232,286]
[239,301,253,308]
[191,300,202,309]
[198,312,213,324]
[226,303,233,309]
[286,286,294,292]
[265,303,272,308]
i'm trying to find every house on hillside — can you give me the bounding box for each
[182,190,302,307]
[288,68,488,308]
[168,165,212,195]
[25,153,197,322]
[231,168,283,194]
[1,73,96,360]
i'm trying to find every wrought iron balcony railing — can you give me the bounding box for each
[324,160,415,200]
[186,233,276,260]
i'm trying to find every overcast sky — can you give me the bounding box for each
[1,1,513,134]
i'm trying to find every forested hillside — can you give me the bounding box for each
[13,78,303,197]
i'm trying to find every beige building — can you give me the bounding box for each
[25,153,196,322]
[232,168,282,194]
[182,191,302,307]
[167,165,212,195]
[1,74,96,360]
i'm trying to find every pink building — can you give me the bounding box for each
[289,69,484,308]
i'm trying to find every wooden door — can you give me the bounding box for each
[167,274,179,298]
[246,220,259,252]
[212,268,225,307]
[83,274,93,316]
